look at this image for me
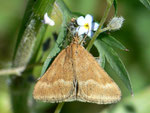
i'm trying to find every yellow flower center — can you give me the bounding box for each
[84,23,89,29]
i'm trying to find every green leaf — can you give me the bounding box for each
[13,0,35,59]
[101,34,128,51]
[95,54,105,68]
[140,0,150,10]
[40,0,74,76]
[99,52,106,68]
[107,0,114,5]
[94,37,133,94]
[113,0,118,16]
[12,0,56,67]
[40,25,67,76]
[94,45,106,68]
[30,25,47,64]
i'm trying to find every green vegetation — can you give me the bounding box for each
[0,0,150,113]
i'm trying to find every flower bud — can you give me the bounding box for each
[107,17,124,30]
[43,13,55,26]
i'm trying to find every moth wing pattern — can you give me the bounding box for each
[33,47,76,102]
[72,44,121,104]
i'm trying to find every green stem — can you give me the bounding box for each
[9,72,32,113]
[13,0,56,68]
[10,0,56,113]
[86,0,113,51]
[100,27,110,33]
[54,103,65,113]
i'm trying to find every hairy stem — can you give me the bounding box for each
[86,0,114,51]
[0,67,25,76]
[9,0,56,113]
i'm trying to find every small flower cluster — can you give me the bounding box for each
[43,12,124,38]
[76,14,99,38]
[75,15,124,37]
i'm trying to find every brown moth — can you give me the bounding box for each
[33,36,121,104]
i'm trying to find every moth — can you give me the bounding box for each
[33,36,121,104]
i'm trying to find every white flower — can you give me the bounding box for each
[76,14,99,38]
[107,16,124,30]
[93,22,99,31]
[43,13,55,26]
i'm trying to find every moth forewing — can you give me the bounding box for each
[33,37,121,104]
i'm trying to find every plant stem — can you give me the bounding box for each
[86,0,113,51]
[9,0,56,113]
[9,71,32,113]
[0,67,25,76]
[0,62,44,76]
[54,103,65,113]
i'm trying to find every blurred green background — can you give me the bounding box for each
[0,0,150,113]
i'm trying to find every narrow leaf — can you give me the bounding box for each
[95,45,106,68]
[30,25,47,64]
[94,38,133,94]
[12,0,56,67]
[95,54,105,68]
[99,53,106,68]
[140,0,150,10]
[41,0,75,76]
[13,0,35,58]
[101,34,128,51]
[40,26,67,76]
[113,0,118,16]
